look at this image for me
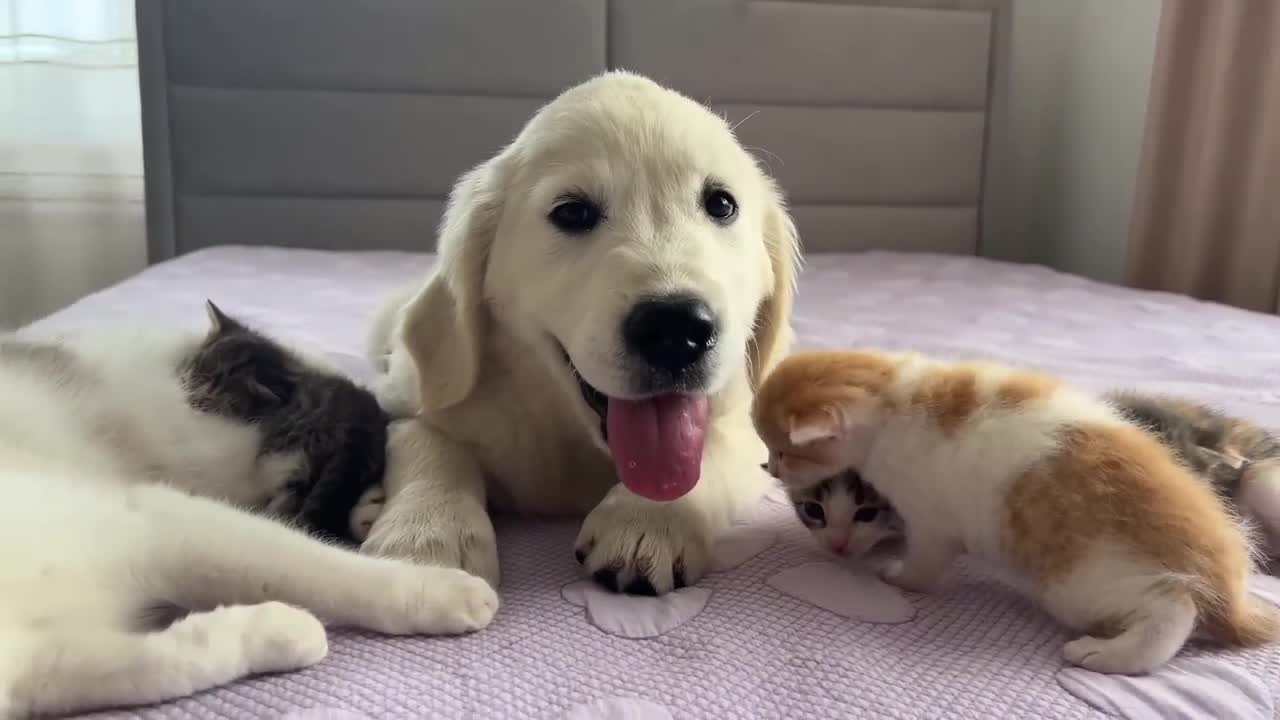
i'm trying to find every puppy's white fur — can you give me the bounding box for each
[0,330,497,718]
[364,72,798,593]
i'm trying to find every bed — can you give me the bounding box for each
[27,1,1280,718]
[25,247,1280,720]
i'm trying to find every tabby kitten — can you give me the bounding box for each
[185,301,389,543]
[767,464,901,557]
[1107,390,1280,556]
[753,349,1277,674]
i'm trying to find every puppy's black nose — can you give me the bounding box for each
[623,296,717,374]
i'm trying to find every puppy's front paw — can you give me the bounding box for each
[361,500,500,588]
[574,493,712,596]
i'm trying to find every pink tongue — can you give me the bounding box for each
[606,394,709,502]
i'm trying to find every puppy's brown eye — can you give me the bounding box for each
[549,198,601,234]
[703,188,737,223]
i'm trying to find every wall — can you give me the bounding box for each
[984,0,1163,283]
[0,0,1163,327]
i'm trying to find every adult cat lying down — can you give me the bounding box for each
[0,322,496,718]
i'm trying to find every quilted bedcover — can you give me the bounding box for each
[24,247,1280,720]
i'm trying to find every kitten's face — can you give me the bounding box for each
[786,468,901,557]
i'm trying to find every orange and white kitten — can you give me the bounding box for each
[752,349,1278,675]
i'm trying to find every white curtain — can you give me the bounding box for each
[0,0,146,327]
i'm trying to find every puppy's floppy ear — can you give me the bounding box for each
[748,181,801,388]
[400,156,507,412]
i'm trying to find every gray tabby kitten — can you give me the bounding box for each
[1107,390,1280,557]
[185,301,389,543]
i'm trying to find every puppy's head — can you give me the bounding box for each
[401,71,799,501]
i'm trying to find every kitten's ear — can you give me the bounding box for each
[788,419,840,446]
[787,405,846,446]
[787,400,876,447]
[204,300,241,336]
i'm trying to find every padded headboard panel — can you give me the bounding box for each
[136,0,1008,261]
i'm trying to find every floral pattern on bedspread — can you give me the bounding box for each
[26,247,1280,720]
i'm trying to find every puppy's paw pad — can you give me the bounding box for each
[244,602,329,673]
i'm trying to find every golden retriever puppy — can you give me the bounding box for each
[363,71,799,596]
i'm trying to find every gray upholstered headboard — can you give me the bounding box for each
[136,0,1010,262]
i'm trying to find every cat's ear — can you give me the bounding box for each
[205,300,227,332]
[788,415,841,446]
[204,300,243,336]
[787,400,876,447]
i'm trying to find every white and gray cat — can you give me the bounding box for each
[0,310,497,718]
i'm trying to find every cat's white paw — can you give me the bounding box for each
[877,559,939,593]
[375,566,500,635]
[361,502,500,588]
[1062,635,1163,675]
[348,485,386,543]
[1063,636,1129,673]
[241,602,329,674]
[574,490,712,595]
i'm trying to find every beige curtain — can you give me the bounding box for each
[1125,0,1280,314]
[0,0,145,328]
